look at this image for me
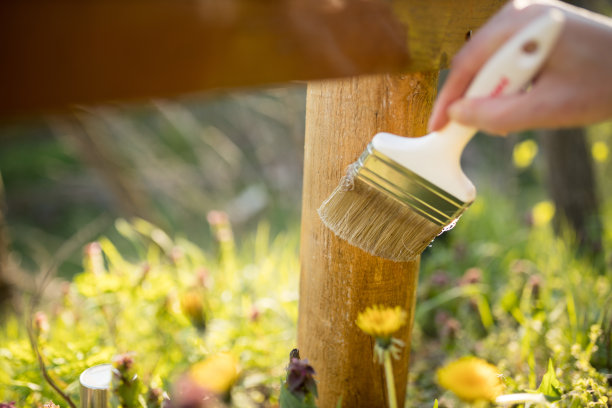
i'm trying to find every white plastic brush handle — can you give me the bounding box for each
[372,10,565,202]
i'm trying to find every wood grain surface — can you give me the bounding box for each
[299,71,439,407]
[0,0,504,116]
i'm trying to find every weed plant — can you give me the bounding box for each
[0,190,610,407]
[0,162,612,408]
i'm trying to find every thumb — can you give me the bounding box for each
[447,93,545,136]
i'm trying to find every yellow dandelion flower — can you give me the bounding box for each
[356,305,407,339]
[532,200,555,227]
[437,357,504,403]
[189,352,240,394]
[592,141,609,163]
[513,139,538,169]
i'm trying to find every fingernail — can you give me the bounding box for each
[447,101,466,121]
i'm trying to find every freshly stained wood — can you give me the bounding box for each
[0,0,503,116]
[299,72,438,407]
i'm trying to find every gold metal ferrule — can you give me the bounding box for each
[354,144,471,226]
[79,364,111,408]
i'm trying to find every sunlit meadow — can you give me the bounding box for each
[0,91,610,407]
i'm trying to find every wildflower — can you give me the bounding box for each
[112,352,143,407]
[285,357,317,400]
[195,268,210,288]
[171,246,184,263]
[356,306,408,408]
[113,352,135,372]
[146,387,166,408]
[460,267,482,286]
[206,210,229,226]
[34,311,49,336]
[532,201,555,227]
[180,290,207,331]
[437,357,504,403]
[356,305,407,342]
[249,306,260,322]
[207,210,234,243]
[42,403,59,408]
[280,349,318,406]
[513,139,538,168]
[84,242,105,275]
[189,352,240,395]
[527,274,543,300]
[592,141,609,163]
[0,402,16,408]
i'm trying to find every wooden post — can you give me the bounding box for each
[299,71,438,407]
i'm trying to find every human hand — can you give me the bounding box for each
[428,0,612,135]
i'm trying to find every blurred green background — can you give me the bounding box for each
[0,86,307,279]
[2,83,610,279]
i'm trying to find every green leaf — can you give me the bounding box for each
[537,359,562,402]
[280,385,318,408]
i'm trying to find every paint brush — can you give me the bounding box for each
[318,10,565,262]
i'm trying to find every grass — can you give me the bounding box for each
[0,187,610,406]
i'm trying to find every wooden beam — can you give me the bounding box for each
[0,0,504,117]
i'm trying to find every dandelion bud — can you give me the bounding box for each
[460,267,482,286]
[289,349,300,360]
[249,306,260,322]
[34,311,49,336]
[195,268,210,288]
[113,353,135,373]
[206,211,228,227]
[112,352,142,407]
[207,211,234,244]
[171,247,184,264]
[180,291,207,331]
[146,387,166,408]
[84,242,104,275]
[527,274,542,300]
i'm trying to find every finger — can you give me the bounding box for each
[446,87,562,135]
[428,8,519,131]
[428,2,550,132]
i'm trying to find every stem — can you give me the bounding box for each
[383,350,398,408]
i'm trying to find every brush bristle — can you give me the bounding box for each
[318,175,445,262]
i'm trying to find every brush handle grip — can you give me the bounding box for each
[443,9,566,152]
[371,10,565,202]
